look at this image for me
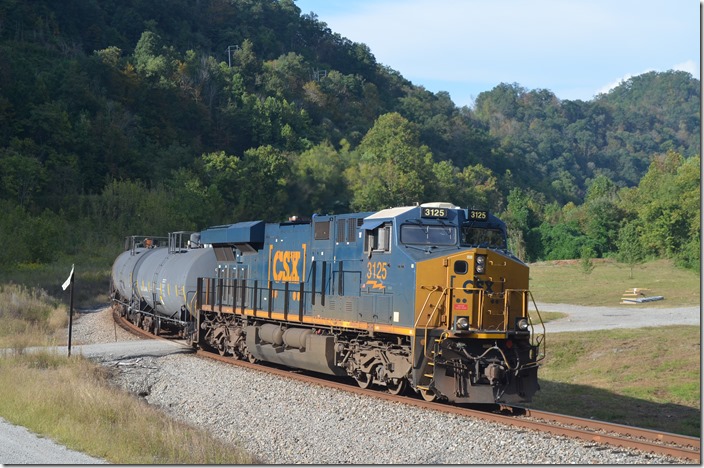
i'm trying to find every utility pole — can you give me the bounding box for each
[225,45,238,67]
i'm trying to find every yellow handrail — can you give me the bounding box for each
[411,285,447,361]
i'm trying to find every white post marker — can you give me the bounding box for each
[62,264,75,357]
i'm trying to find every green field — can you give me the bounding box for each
[526,325,700,436]
[528,258,700,307]
[526,258,700,436]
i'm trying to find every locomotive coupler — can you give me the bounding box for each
[484,362,506,386]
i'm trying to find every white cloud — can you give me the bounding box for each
[673,60,700,78]
[596,60,700,98]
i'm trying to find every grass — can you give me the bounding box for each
[0,283,68,350]
[527,325,700,436]
[0,280,257,463]
[0,352,256,463]
[528,258,700,307]
[526,258,700,436]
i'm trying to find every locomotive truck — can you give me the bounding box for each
[111,202,545,404]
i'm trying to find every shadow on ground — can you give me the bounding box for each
[525,380,700,437]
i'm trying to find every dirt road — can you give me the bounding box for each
[533,302,700,333]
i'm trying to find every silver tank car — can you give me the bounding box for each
[111,233,216,333]
[111,236,166,301]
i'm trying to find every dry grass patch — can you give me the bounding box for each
[0,284,67,351]
[0,352,256,464]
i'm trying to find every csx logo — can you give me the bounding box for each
[269,245,306,282]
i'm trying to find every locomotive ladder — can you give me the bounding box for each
[412,286,450,396]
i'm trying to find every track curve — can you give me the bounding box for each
[112,306,700,462]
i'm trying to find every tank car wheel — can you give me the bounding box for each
[354,372,373,389]
[420,388,436,402]
[247,353,258,364]
[387,378,407,395]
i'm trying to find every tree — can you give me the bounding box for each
[501,188,544,262]
[430,161,502,211]
[616,221,645,279]
[346,113,433,210]
[0,151,47,207]
[289,141,350,214]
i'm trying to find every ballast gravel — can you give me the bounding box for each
[68,307,688,464]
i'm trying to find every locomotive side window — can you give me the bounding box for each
[401,224,457,246]
[365,223,392,253]
[460,226,507,249]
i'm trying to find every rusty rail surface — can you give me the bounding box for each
[113,310,700,463]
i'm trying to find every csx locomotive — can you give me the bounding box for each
[111,202,545,404]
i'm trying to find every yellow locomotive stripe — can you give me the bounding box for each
[198,304,510,339]
[200,304,415,336]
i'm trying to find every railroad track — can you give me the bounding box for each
[113,309,700,463]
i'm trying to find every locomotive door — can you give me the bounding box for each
[361,221,392,324]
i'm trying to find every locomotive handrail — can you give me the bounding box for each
[412,285,444,330]
[527,290,546,361]
[410,285,445,362]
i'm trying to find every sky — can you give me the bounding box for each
[294,0,700,108]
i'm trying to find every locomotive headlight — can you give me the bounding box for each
[516,318,530,331]
[475,255,487,274]
[456,317,470,330]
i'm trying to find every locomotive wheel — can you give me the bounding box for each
[354,372,373,389]
[420,388,436,402]
[387,378,407,395]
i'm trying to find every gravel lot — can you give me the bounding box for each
[534,302,700,333]
[2,304,697,464]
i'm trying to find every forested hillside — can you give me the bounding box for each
[0,0,699,271]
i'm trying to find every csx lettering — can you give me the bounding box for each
[461,279,494,294]
[272,250,301,282]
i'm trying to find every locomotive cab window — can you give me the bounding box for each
[401,224,457,246]
[460,225,507,250]
[365,223,392,253]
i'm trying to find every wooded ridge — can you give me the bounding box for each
[0,0,699,271]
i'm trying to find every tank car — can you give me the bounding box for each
[111,202,545,404]
[111,232,216,336]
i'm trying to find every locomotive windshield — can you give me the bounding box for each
[460,225,507,249]
[401,224,457,246]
